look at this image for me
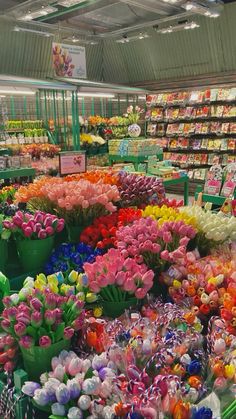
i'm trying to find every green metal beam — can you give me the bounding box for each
[37,0,99,22]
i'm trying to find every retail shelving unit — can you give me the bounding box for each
[146,87,236,184]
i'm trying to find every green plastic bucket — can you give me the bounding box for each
[16,236,54,272]
[20,339,71,381]
[102,298,138,319]
[0,240,8,274]
[67,225,84,243]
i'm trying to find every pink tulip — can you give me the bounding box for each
[23,227,33,237]
[38,229,47,239]
[14,322,26,337]
[46,226,54,236]
[63,327,74,340]
[34,223,42,233]
[39,336,51,348]
[1,319,11,332]
[161,250,170,261]
[19,335,34,349]
[30,298,43,311]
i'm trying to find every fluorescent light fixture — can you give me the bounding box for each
[157,20,199,34]
[204,10,220,17]
[116,33,149,43]
[112,99,126,102]
[77,93,115,98]
[57,0,85,7]
[183,1,222,17]
[0,90,35,95]
[138,96,146,100]
[0,95,6,98]
[184,21,200,29]
[13,26,53,37]
[18,6,57,21]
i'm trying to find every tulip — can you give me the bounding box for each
[44,310,56,326]
[33,389,50,406]
[68,407,83,419]
[14,322,26,337]
[39,336,51,348]
[56,383,70,404]
[22,381,41,397]
[51,403,66,417]
[30,298,43,311]
[19,335,34,349]
[38,229,47,239]
[52,365,65,382]
[67,379,81,399]
[64,327,74,340]
[23,226,33,237]
[31,311,43,328]
[1,319,11,333]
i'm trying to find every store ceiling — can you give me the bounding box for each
[1,0,225,41]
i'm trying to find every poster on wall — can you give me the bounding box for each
[52,42,87,78]
[59,151,86,176]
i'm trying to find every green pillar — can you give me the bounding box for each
[10,97,15,119]
[91,97,95,116]
[62,91,67,150]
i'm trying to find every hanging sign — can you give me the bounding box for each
[52,42,87,78]
[59,151,86,176]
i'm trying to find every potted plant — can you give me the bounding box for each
[124,105,144,138]
[3,211,64,272]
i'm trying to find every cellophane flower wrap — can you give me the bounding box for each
[116,217,196,272]
[83,248,154,300]
[1,285,85,348]
[80,208,142,250]
[45,242,103,274]
[3,210,64,240]
[118,172,165,208]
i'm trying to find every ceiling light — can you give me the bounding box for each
[184,2,195,10]
[204,10,220,17]
[183,1,222,17]
[0,95,6,98]
[0,90,35,95]
[116,33,149,43]
[138,96,146,100]
[72,35,79,43]
[112,99,126,102]
[77,93,115,98]
[57,0,85,7]
[157,20,199,34]
[13,27,53,37]
[184,21,200,29]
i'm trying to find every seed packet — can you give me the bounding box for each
[196,106,209,118]
[221,164,236,197]
[210,122,222,134]
[201,122,210,134]
[189,91,203,103]
[179,138,189,149]
[184,107,194,118]
[217,88,230,101]
[228,88,236,101]
[208,154,220,165]
[204,164,223,195]
[194,168,207,180]
[147,123,157,136]
[229,123,236,133]
[210,89,218,102]
[221,138,228,151]
[169,139,178,149]
[201,138,209,149]
[178,123,185,134]
[221,122,230,133]
[195,123,202,134]
[228,139,235,150]
[192,139,201,150]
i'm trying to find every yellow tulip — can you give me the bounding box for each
[34,279,45,291]
[93,307,103,318]
[68,270,79,283]
[86,293,97,303]
[225,364,235,379]
[173,280,182,289]
[36,273,47,283]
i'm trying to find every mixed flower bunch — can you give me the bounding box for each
[83,248,154,300]
[64,171,119,186]
[22,350,122,418]
[22,270,98,306]
[0,334,18,373]
[124,105,144,124]
[1,285,85,348]
[0,185,18,204]
[3,210,64,240]
[80,208,142,249]
[21,144,61,159]
[15,177,61,203]
[116,217,196,272]
[45,242,103,275]
[118,172,165,208]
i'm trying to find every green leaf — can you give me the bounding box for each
[37,326,48,339]
[84,367,94,380]
[49,416,67,419]
[1,230,11,240]
[54,323,65,342]
[26,326,37,339]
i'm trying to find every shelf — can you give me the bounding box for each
[146,116,236,124]
[0,167,35,180]
[167,149,236,154]
[163,133,236,138]
[147,100,236,108]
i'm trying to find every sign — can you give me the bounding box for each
[52,42,87,78]
[59,151,86,176]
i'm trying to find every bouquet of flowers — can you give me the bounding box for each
[116,217,196,272]
[45,243,103,275]
[1,287,85,348]
[80,208,142,249]
[118,172,165,208]
[83,248,154,301]
[3,210,64,240]
[124,105,144,124]
[22,350,122,418]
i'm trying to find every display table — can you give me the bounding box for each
[0,168,35,182]
[163,176,189,205]
[194,185,236,206]
[109,153,163,170]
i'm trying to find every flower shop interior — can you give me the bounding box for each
[0,0,236,418]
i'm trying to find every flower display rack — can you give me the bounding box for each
[194,184,236,207]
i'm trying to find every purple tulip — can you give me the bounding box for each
[44,310,56,326]
[51,403,66,416]
[33,389,50,406]
[2,296,13,307]
[39,336,51,348]
[18,303,31,317]
[34,212,44,223]
[67,379,80,399]
[56,383,70,404]
[14,322,27,337]
[19,335,34,349]
[44,216,53,227]
[6,306,18,321]
[31,311,43,328]
[30,298,43,311]
[63,327,74,340]
[72,318,84,331]
[22,381,41,397]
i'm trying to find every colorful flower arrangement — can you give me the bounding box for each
[80,208,142,249]
[142,204,197,227]
[1,286,85,348]
[0,185,18,204]
[3,210,64,240]
[118,172,165,208]
[83,248,154,300]
[116,217,196,272]
[0,334,18,373]
[21,144,61,159]
[124,105,144,124]
[45,243,103,275]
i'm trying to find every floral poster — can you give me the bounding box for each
[52,42,87,78]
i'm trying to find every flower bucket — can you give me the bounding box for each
[67,225,84,243]
[16,236,54,272]
[0,240,8,274]
[102,298,138,319]
[20,339,70,381]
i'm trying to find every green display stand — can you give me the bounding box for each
[16,236,54,272]
[195,185,236,207]
[109,153,163,171]
[0,240,8,274]
[0,168,35,181]
[20,339,71,381]
[67,224,84,243]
